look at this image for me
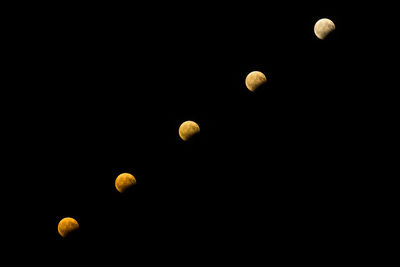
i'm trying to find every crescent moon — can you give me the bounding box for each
[314,18,335,40]
[179,120,200,141]
[58,217,79,238]
[245,71,267,92]
[115,173,137,193]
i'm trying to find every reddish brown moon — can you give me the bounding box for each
[115,173,137,193]
[58,217,79,238]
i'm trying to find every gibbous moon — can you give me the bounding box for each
[115,173,137,193]
[179,120,200,141]
[58,217,79,238]
[314,18,335,40]
[245,71,267,92]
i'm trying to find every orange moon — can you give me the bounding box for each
[115,173,137,193]
[58,217,79,238]
[179,120,200,141]
[314,18,335,40]
[245,71,267,92]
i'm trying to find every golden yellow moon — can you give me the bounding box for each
[58,217,79,238]
[179,120,200,141]
[115,173,137,193]
[314,18,335,40]
[245,71,267,92]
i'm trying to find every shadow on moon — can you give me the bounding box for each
[249,81,269,95]
[59,228,81,241]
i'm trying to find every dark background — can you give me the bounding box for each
[3,2,388,266]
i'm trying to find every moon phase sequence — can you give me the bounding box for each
[245,71,267,92]
[115,173,137,193]
[55,12,341,244]
[179,120,200,141]
[58,217,79,238]
[314,18,335,40]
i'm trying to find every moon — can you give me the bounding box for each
[179,120,200,141]
[58,217,79,238]
[314,18,335,40]
[245,71,267,92]
[115,173,137,193]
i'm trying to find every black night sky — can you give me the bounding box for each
[4,2,389,266]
